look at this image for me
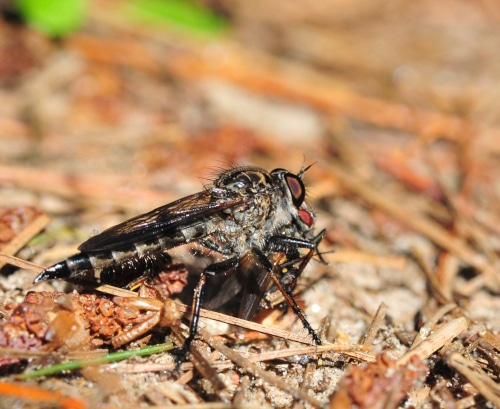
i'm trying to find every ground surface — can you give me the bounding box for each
[1,1,500,408]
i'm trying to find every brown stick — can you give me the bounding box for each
[318,159,496,286]
[0,214,50,269]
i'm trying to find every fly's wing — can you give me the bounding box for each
[204,267,243,311]
[237,252,274,320]
[78,191,241,253]
[203,251,272,320]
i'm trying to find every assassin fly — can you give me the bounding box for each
[34,166,325,346]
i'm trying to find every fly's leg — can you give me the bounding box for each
[268,229,326,290]
[253,245,323,346]
[267,229,326,261]
[185,257,239,348]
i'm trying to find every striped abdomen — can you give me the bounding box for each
[34,240,172,287]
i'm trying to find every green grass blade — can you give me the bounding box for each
[17,342,175,380]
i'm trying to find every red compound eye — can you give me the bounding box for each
[298,208,314,227]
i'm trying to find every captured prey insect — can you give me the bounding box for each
[34,165,326,346]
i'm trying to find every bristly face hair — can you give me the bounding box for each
[34,164,326,346]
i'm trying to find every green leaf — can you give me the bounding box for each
[125,0,228,36]
[17,342,175,379]
[16,0,86,37]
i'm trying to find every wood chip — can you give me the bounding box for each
[398,317,469,366]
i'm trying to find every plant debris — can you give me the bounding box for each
[1,0,500,407]
[0,282,182,368]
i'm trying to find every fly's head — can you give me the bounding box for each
[269,168,316,236]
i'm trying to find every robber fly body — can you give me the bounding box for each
[34,166,325,345]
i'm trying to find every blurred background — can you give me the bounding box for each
[1,1,500,406]
[1,0,498,231]
[2,0,499,202]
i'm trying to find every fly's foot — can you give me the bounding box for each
[172,345,190,371]
[311,331,322,346]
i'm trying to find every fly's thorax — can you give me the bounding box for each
[213,167,272,197]
[201,195,281,256]
[233,192,274,225]
[212,166,277,228]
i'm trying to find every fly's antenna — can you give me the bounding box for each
[298,161,316,179]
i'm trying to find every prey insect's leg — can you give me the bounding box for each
[253,247,322,345]
[111,297,164,348]
[185,257,239,347]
